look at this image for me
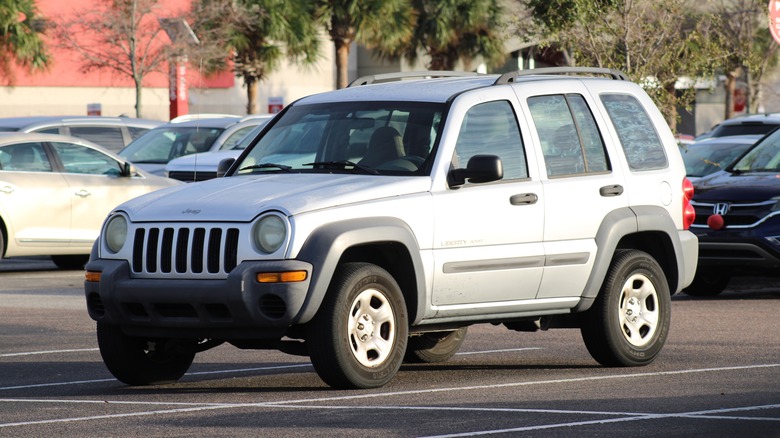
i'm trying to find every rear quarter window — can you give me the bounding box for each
[600,93,668,171]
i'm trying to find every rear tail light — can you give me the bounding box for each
[682,178,695,230]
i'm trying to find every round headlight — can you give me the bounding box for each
[254,215,287,253]
[105,215,128,253]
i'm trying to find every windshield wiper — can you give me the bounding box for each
[239,163,293,172]
[303,160,379,174]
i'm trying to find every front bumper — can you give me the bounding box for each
[693,225,780,273]
[84,258,313,339]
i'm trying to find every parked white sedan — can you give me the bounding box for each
[0,133,181,269]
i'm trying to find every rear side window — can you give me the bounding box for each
[601,94,668,171]
[0,142,53,172]
[527,94,609,177]
[69,126,126,152]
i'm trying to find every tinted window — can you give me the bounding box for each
[709,123,780,138]
[69,126,125,152]
[454,100,527,180]
[0,142,52,172]
[601,93,668,170]
[51,142,123,175]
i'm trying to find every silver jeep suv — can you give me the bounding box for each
[84,68,698,389]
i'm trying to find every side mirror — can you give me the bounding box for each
[448,154,503,187]
[121,162,137,177]
[217,158,236,178]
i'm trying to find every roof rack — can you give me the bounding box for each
[494,67,628,85]
[349,71,482,87]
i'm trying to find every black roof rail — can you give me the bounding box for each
[494,67,629,85]
[349,71,482,87]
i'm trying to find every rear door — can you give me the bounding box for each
[0,141,71,253]
[512,80,629,299]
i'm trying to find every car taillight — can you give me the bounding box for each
[682,178,695,230]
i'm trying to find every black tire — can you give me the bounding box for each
[404,328,468,363]
[307,262,408,389]
[96,322,195,385]
[51,255,89,270]
[580,249,671,367]
[682,268,730,297]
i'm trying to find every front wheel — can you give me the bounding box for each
[307,263,408,389]
[404,328,468,363]
[580,250,671,367]
[97,322,195,385]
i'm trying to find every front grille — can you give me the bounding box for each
[691,200,777,229]
[131,225,240,277]
[168,171,218,182]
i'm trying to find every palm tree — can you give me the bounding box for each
[191,0,321,114]
[317,0,413,88]
[378,0,507,71]
[0,0,49,85]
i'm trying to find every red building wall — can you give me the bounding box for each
[14,0,233,89]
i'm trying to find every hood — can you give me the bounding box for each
[116,173,431,222]
[165,150,240,172]
[693,170,780,202]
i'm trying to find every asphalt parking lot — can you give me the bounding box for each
[1,258,778,437]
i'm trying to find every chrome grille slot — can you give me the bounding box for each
[131,224,240,278]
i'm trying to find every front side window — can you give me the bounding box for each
[601,93,668,171]
[236,101,445,176]
[0,142,52,172]
[51,142,123,175]
[453,100,527,180]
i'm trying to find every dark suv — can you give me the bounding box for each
[687,127,780,296]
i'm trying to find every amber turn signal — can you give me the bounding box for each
[256,271,307,283]
[85,271,102,282]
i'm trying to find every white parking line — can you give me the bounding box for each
[0,363,777,429]
[0,348,98,358]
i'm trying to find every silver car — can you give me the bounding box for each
[0,116,162,153]
[0,133,181,269]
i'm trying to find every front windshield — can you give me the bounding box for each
[119,126,224,164]
[235,101,444,176]
[731,129,780,172]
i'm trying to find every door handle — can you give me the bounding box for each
[599,184,623,197]
[0,186,13,194]
[75,189,91,198]
[510,193,538,205]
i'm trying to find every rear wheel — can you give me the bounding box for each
[51,255,89,270]
[307,263,408,389]
[404,328,468,363]
[97,322,195,385]
[682,268,730,297]
[580,250,671,367]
